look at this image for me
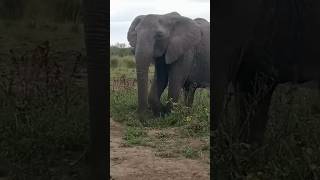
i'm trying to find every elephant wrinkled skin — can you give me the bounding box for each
[127,12,210,116]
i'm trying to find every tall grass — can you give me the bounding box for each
[0,41,89,179]
[213,80,320,179]
[110,55,136,69]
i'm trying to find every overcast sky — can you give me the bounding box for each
[110,0,210,46]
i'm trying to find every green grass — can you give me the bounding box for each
[110,85,209,134]
[182,146,199,159]
[110,57,208,130]
[123,126,149,146]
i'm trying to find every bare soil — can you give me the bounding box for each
[110,119,210,180]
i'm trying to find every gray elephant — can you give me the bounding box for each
[213,0,320,144]
[127,12,210,116]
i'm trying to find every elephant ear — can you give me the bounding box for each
[165,17,201,64]
[194,18,209,25]
[127,15,145,48]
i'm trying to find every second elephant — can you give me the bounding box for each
[127,12,210,116]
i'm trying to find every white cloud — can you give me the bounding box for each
[110,0,210,45]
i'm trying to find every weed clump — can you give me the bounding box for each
[110,56,119,68]
[123,57,135,69]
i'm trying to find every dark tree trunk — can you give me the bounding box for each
[83,0,108,179]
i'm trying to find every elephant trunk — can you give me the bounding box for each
[135,44,152,114]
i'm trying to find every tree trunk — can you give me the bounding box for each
[83,0,108,179]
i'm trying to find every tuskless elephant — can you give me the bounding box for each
[213,0,320,144]
[127,12,210,116]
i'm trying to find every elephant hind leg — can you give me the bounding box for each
[183,83,197,107]
[166,51,194,113]
[183,87,190,107]
[248,86,275,145]
[166,74,187,113]
[236,78,276,144]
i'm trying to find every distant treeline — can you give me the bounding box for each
[0,0,82,22]
[110,43,133,57]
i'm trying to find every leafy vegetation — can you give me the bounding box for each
[110,44,132,57]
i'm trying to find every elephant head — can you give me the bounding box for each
[127,12,202,114]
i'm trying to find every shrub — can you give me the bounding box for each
[123,57,135,69]
[110,56,119,68]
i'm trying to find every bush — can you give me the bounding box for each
[123,57,136,69]
[110,46,133,57]
[110,56,119,68]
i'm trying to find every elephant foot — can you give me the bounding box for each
[151,105,170,117]
[152,110,161,117]
[150,103,160,116]
[137,107,148,114]
[160,105,171,117]
[137,107,151,120]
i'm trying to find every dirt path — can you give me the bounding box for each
[110,119,210,180]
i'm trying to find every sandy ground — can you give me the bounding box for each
[110,119,210,180]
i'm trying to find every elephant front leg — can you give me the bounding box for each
[148,59,168,116]
[148,80,167,116]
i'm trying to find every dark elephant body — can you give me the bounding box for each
[83,0,108,178]
[128,12,210,116]
[188,18,210,87]
[214,0,320,144]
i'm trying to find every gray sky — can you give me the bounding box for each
[110,0,210,46]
